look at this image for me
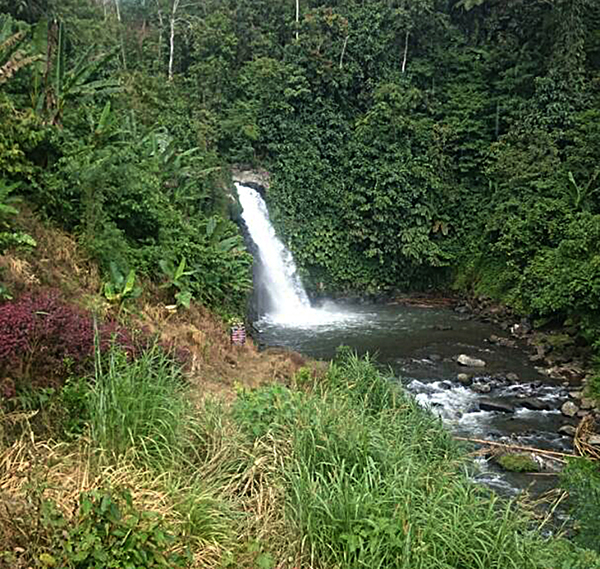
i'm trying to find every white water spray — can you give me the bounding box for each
[236,183,355,326]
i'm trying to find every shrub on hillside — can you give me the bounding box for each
[0,290,134,389]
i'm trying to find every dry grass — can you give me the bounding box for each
[135,301,319,402]
[0,398,296,569]
[0,432,228,568]
[1,206,101,301]
[575,414,600,461]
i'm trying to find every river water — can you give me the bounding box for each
[236,182,572,497]
[255,302,572,495]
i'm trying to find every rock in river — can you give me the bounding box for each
[479,399,515,413]
[457,373,472,386]
[518,398,553,412]
[457,354,486,367]
[560,401,579,418]
[558,425,577,437]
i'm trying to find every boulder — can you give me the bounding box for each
[457,354,486,367]
[457,373,472,386]
[518,398,553,412]
[489,334,517,348]
[561,401,579,417]
[588,435,600,446]
[472,383,492,394]
[558,425,577,437]
[506,372,519,382]
[479,399,515,414]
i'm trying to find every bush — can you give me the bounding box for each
[561,458,600,553]
[0,290,135,389]
[1,486,189,569]
[0,290,95,385]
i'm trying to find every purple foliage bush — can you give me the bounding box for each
[0,290,134,389]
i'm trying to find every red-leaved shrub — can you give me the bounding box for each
[0,290,135,389]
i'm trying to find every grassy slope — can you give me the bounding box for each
[1,208,599,568]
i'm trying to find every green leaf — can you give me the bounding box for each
[122,269,136,296]
[256,552,275,569]
[174,258,187,281]
[175,290,192,309]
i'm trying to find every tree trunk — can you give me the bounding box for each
[401,30,410,73]
[168,0,180,81]
[295,0,299,41]
[339,35,349,69]
[155,0,164,68]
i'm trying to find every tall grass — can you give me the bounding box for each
[87,344,191,466]
[22,340,598,568]
[234,351,600,569]
[83,343,250,565]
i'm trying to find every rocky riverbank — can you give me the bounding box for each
[450,296,600,448]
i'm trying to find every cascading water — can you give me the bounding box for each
[236,183,354,326]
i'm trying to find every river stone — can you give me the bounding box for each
[457,354,486,367]
[489,335,517,348]
[457,373,472,386]
[580,398,595,410]
[506,372,519,382]
[479,399,515,413]
[472,383,491,394]
[561,401,579,417]
[518,398,553,412]
[558,425,577,437]
[588,435,600,446]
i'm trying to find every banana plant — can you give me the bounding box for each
[205,216,245,252]
[42,21,121,125]
[567,170,599,212]
[159,257,195,309]
[0,16,43,86]
[103,262,142,311]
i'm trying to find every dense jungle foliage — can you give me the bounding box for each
[1,0,599,339]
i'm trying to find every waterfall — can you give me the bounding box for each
[236,183,353,326]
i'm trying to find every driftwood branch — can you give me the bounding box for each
[454,436,575,461]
